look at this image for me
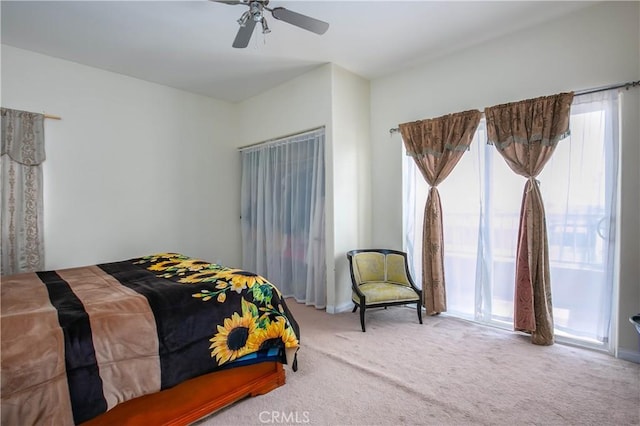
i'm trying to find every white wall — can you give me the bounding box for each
[330,65,371,312]
[370,2,640,360]
[1,45,240,269]
[1,47,370,314]
[618,80,640,362]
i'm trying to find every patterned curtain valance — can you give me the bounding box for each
[1,108,46,166]
[484,92,574,149]
[399,109,482,158]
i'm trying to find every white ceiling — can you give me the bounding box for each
[1,1,595,103]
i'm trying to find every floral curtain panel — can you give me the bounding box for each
[484,92,574,345]
[1,108,46,275]
[399,110,482,315]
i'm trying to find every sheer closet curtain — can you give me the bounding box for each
[1,108,46,275]
[240,129,326,308]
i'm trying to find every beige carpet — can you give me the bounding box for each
[199,300,640,426]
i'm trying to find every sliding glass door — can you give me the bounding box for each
[403,91,619,348]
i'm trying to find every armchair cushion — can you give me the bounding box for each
[353,282,421,305]
[385,253,412,286]
[352,252,386,283]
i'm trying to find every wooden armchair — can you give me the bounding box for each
[347,249,423,332]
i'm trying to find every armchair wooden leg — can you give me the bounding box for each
[352,304,357,313]
[359,306,366,332]
[417,302,423,324]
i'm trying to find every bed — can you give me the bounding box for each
[1,253,299,425]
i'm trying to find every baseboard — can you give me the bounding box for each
[617,348,640,364]
[325,302,353,314]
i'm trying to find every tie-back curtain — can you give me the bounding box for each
[399,110,482,315]
[484,92,574,345]
[1,108,46,275]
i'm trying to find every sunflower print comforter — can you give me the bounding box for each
[0,253,299,426]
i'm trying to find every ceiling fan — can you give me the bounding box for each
[212,0,329,48]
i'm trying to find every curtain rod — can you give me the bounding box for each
[388,79,640,135]
[238,126,325,151]
[1,107,61,120]
[574,80,639,97]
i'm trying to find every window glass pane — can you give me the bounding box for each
[539,99,617,343]
[439,131,481,319]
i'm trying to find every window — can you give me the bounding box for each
[403,91,619,349]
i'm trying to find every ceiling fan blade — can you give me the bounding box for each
[270,7,329,35]
[232,18,257,48]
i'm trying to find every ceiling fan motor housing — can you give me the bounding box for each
[213,0,329,48]
[250,2,264,22]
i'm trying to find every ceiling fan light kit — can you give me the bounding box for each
[213,0,329,48]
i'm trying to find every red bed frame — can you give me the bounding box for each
[82,362,285,426]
